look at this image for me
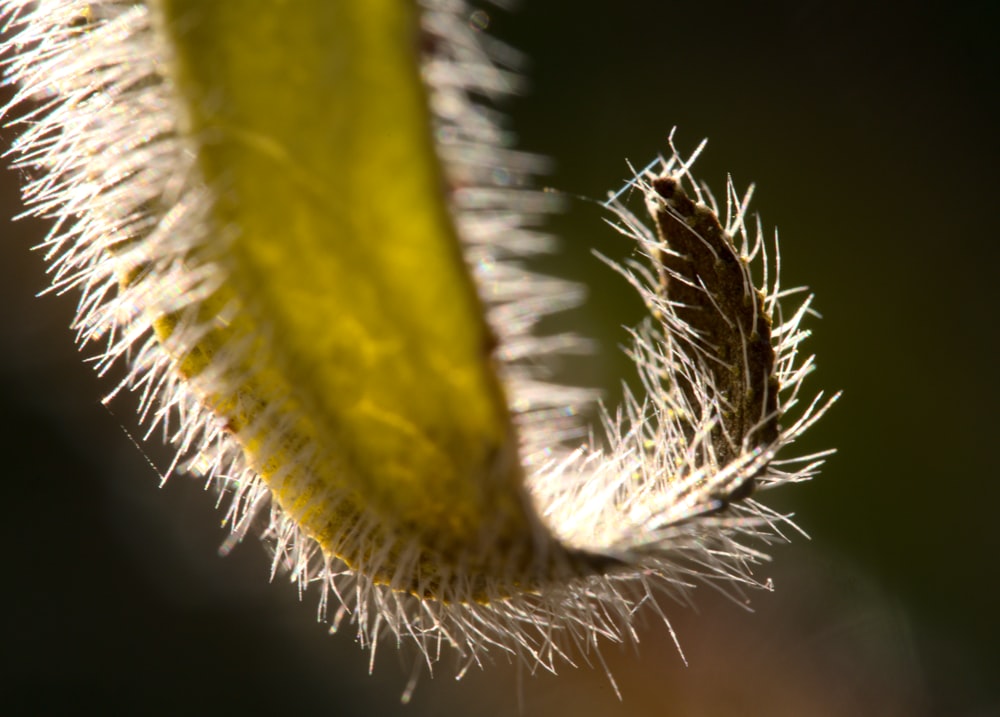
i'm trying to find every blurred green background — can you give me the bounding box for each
[2,1,996,715]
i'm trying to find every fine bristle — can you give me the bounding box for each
[1,0,836,690]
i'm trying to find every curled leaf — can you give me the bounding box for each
[0,0,836,688]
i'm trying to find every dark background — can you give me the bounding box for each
[2,1,997,715]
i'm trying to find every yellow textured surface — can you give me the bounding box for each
[155,0,536,580]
